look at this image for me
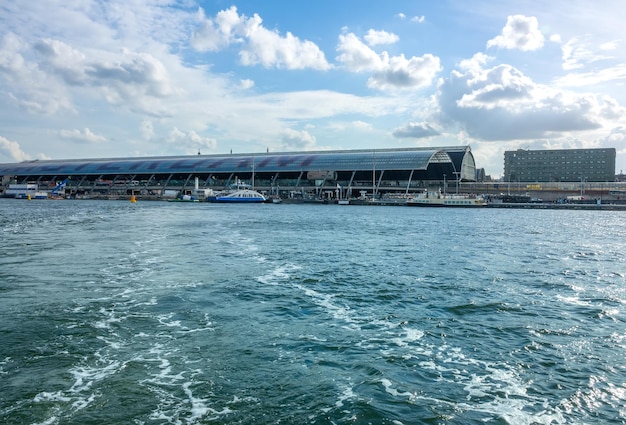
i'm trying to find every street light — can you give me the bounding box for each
[453,171,460,194]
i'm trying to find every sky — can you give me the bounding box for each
[1,0,626,178]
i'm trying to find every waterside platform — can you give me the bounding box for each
[486,202,626,210]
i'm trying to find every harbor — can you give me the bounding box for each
[1,148,625,209]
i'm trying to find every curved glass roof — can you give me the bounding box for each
[0,147,471,176]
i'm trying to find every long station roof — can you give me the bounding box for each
[0,147,472,176]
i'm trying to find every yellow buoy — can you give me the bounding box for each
[130,195,136,203]
[27,194,31,201]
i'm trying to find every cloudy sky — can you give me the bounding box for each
[1,0,625,177]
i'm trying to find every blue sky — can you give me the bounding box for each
[1,0,625,178]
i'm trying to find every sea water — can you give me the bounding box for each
[0,199,625,424]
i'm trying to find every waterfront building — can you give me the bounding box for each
[0,146,477,199]
[504,148,616,182]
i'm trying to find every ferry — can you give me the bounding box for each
[407,189,486,207]
[208,180,267,203]
[213,188,267,203]
[1,184,48,199]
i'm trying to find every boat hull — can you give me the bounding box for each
[214,198,265,203]
[406,191,486,207]
[211,189,267,203]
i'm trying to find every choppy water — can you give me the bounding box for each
[0,199,625,424]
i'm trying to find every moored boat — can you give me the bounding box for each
[407,189,486,207]
[167,194,200,202]
[2,184,48,199]
[213,188,267,203]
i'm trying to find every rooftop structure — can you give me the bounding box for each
[1,146,477,199]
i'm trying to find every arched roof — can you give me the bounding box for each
[0,147,474,178]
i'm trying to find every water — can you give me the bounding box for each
[1,199,625,425]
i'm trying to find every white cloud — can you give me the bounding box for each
[0,32,27,76]
[458,65,535,109]
[0,34,75,115]
[368,53,441,91]
[89,50,173,98]
[600,40,620,51]
[337,33,441,91]
[336,33,384,72]
[561,37,615,71]
[411,16,425,24]
[396,13,406,20]
[279,128,317,150]
[34,38,87,85]
[554,65,626,87]
[550,34,562,44]
[239,79,255,89]
[167,128,217,153]
[393,122,439,138]
[0,135,31,161]
[59,128,107,143]
[487,15,545,51]
[434,60,616,141]
[192,6,330,70]
[329,120,373,132]
[364,29,399,47]
[190,7,241,52]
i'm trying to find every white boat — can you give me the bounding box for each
[407,189,486,207]
[2,184,48,199]
[167,194,200,202]
[213,189,267,203]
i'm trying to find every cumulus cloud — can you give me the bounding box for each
[190,7,241,52]
[59,128,107,143]
[392,122,439,138]
[191,6,330,70]
[0,34,76,115]
[411,16,425,24]
[88,50,173,98]
[336,33,384,72]
[487,15,545,51]
[0,32,27,76]
[279,128,316,150]
[167,128,217,153]
[336,32,441,91]
[364,29,399,46]
[34,38,87,85]
[0,135,31,161]
[4,32,174,118]
[369,53,441,90]
[434,59,610,141]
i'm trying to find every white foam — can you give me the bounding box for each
[33,391,72,403]
[335,382,356,408]
[392,328,424,347]
[69,360,122,393]
[257,263,301,285]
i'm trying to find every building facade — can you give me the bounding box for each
[504,148,616,182]
[1,146,478,199]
